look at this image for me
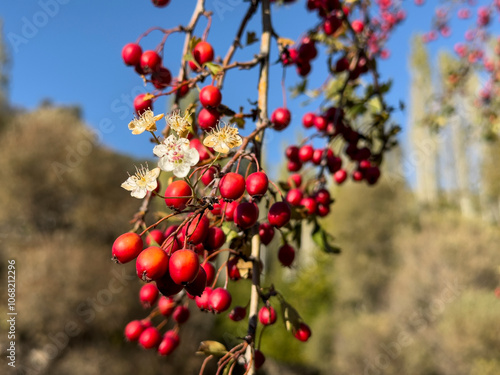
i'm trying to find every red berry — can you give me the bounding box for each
[271,108,291,131]
[220,173,246,200]
[301,197,317,215]
[201,166,217,186]
[185,266,207,297]
[198,108,220,131]
[327,154,342,173]
[228,257,241,281]
[258,306,277,325]
[158,296,176,316]
[182,215,210,245]
[172,305,190,324]
[155,271,184,296]
[136,247,169,281]
[268,202,291,228]
[229,306,247,322]
[209,288,232,313]
[352,170,364,182]
[334,169,348,184]
[315,189,331,205]
[296,60,311,76]
[202,262,216,285]
[204,227,226,251]
[293,322,312,342]
[112,232,143,264]
[222,200,239,221]
[195,286,213,310]
[365,166,381,185]
[351,19,365,33]
[158,335,179,356]
[122,43,142,66]
[139,283,159,308]
[125,320,145,341]
[335,57,350,72]
[311,149,324,165]
[139,327,162,349]
[323,15,342,35]
[169,249,200,285]
[286,145,300,161]
[190,138,210,161]
[140,50,162,73]
[287,173,302,188]
[314,115,327,131]
[302,112,316,128]
[298,145,314,162]
[286,188,303,207]
[246,172,269,196]
[254,349,266,369]
[165,180,192,210]
[234,202,259,229]
[151,67,172,89]
[146,229,165,246]
[278,244,295,267]
[189,41,215,70]
[152,0,170,7]
[173,78,190,97]
[287,160,303,172]
[199,86,222,108]
[259,223,275,245]
[316,204,330,217]
[133,94,152,115]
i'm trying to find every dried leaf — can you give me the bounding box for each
[196,341,228,357]
[246,31,259,46]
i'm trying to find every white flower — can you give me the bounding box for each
[121,165,160,199]
[153,135,200,177]
[167,110,192,138]
[203,122,243,154]
[128,110,164,135]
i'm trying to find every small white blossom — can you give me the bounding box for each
[153,135,200,178]
[128,110,164,135]
[121,165,160,199]
[203,122,243,154]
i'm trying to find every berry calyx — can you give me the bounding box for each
[112,232,143,264]
[169,249,200,285]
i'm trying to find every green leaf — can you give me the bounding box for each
[312,222,341,254]
[189,36,202,51]
[184,52,195,63]
[280,300,302,332]
[204,62,223,76]
[246,31,259,46]
[221,222,239,244]
[229,116,245,129]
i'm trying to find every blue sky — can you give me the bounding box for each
[0,0,494,169]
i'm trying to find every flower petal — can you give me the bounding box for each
[173,163,190,178]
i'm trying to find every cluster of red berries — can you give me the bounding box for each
[198,84,222,131]
[122,35,216,115]
[281,36,318,77]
